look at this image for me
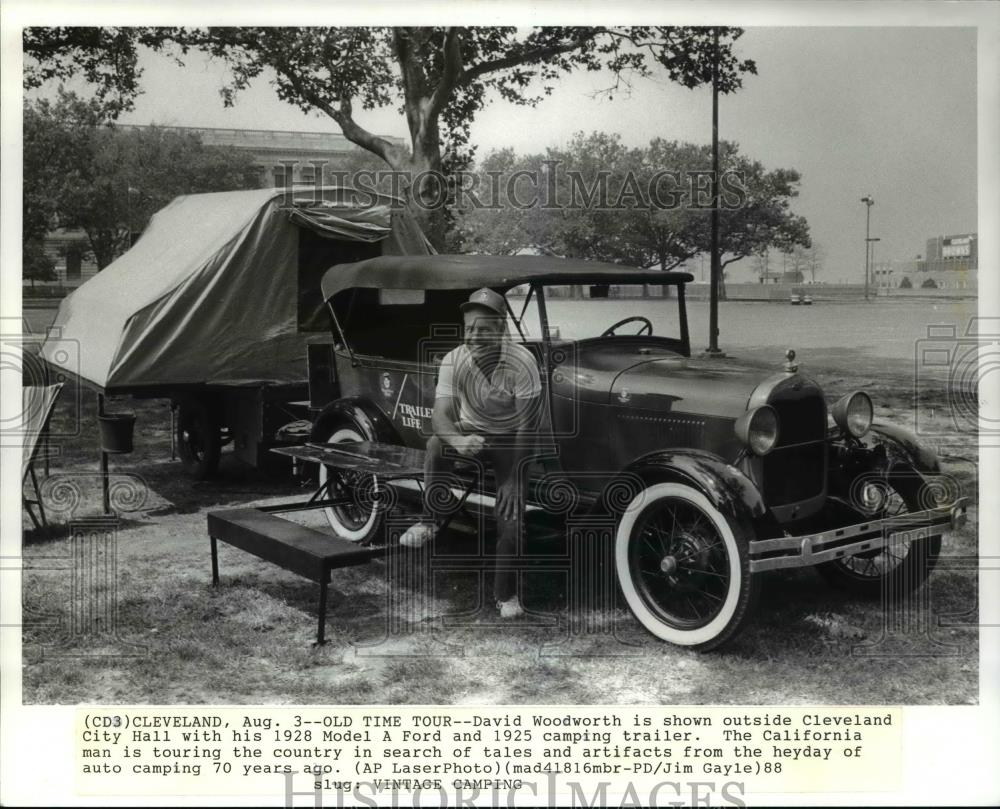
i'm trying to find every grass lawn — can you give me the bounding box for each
[20,354,979,705]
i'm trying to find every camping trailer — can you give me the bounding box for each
[40,185,432,477]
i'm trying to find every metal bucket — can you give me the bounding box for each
[98,413,136,454]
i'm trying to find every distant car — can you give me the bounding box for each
[803,294,813,305]
[306,255,966,650]
[790,293,801,305]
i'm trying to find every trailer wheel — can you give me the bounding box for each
[176,399,222,479]
[310,417,383,544]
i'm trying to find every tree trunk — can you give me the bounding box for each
[381,144,451,251]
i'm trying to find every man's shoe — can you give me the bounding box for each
[497,597,524,619]
[400,521,436,549]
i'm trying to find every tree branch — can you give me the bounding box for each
[392,29,424,139]
[427,28,463,120]
[458,33,600,86]
[278,65,397,165]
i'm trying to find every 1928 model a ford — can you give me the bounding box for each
[301,254,966,650]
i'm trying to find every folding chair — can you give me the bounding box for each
[22,384,64,532]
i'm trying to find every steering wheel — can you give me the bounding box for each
[601,316,653,337]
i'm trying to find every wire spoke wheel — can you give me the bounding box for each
[838,490,911,578]
[817,478,942,597]
[630,500,731,630]
[615,482,759,651]
[315,424,382,544]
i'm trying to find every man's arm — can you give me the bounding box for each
[434,349,484,457]
[432,395,484,457]
[495,390,542,522]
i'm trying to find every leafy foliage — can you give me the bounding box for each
[23,89,259,269]
[24,26,757,247]
[455,132,810,274]
[23,240,57,287]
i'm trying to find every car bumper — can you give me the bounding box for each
[747,498,968,573]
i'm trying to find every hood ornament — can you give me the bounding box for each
[784,349,799,373]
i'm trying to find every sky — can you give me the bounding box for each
[47,26,979,283]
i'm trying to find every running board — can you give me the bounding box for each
[387,478,544,513]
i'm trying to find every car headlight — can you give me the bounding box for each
[735,405,779,456]
[832,391,873,438]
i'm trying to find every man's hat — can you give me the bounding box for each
[459,287,506,319]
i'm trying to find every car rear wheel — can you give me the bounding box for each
[816,480,941,597]
[312,422,383,544]
[614,482,759,651]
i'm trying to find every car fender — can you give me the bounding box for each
[616,448,771,532]
[854,422,954,508]
[867,422,940,475]
[309,397,402,445]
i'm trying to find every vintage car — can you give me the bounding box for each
[305,254,966,650]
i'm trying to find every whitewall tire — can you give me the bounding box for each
[317,426,382,543]
[614,481,758,651]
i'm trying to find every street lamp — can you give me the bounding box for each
[869,236,881,295]
[706,27,725,357]
[860,195,874,300]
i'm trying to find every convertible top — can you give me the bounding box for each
[321,254,693,300]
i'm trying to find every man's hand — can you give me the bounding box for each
[451,434,486,457]
[496,478,522,522]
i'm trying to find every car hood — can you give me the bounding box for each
[610,356,769,418]
[551,342,777,418]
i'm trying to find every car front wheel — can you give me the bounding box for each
[615,481,759,651]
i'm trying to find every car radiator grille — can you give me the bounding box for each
[762,395,827,506]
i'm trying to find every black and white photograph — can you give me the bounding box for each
[2,2,998,807]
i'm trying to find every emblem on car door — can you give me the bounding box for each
[617,388,632,404]
[380,372,395,398]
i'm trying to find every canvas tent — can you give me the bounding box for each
[41,186,430,391]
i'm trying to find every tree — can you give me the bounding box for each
[804,242,824,282]
[452,148,556,256]
[899,276,913,289]
[751,248,771,282]
[24,89,259,269]
[532,134,710,272]
[23,240,56,290]
[715,149,810,276]
[24,26,757,246]
[454,133,811,282]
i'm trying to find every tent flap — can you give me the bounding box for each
[284,202,393,243]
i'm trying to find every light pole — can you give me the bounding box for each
[869,236,881,294]
[706,27,725,356]
[860,195,874,300]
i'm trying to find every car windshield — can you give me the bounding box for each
[506,283,685,342]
